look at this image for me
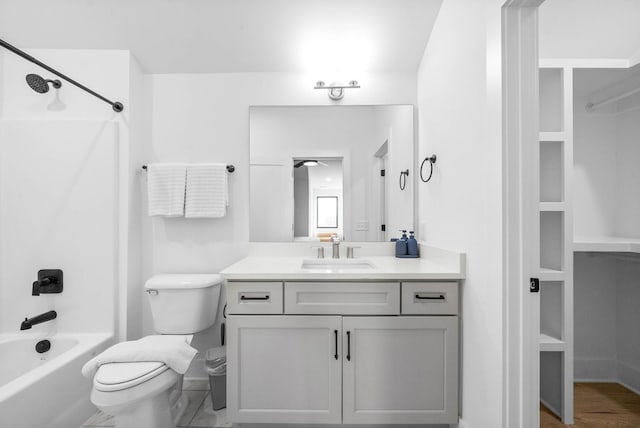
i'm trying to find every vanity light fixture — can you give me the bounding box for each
[314,80,360,100]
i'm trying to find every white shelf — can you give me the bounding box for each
[539,268,565,281]
[539,131,566,141]
[540,333,566,352]
[540,202,566,212]
[573,236,640,253]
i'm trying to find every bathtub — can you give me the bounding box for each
[0,333,113,428]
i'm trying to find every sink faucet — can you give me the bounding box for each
[20,310,57,330]
[331,235,340,259]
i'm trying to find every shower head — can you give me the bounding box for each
[25,73,61,94]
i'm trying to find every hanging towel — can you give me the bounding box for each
[185,163,228,218]
[146,163,187,217]
[81,335,197,378]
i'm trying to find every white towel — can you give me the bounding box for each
[81,335,197,378]
[185,163,229,218]
[147,163,187,217]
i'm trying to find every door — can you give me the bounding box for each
[249,163,293,241]
[342,316,458,424]
[227,316,342,424]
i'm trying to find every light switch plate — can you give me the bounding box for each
[355,221,369,231]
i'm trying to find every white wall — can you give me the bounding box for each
[0,121,118,334]
[573,97,618,238]
[416,0,503,427]
[615,258,640,393]
[573,254,618,380]
[615,102,640,238]
[144,71,417,369]
[0,48,143,340]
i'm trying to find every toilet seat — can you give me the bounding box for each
[94,361,170,392]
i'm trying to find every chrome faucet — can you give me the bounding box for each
[331,235,341,259]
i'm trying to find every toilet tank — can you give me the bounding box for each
[145,274,223,334]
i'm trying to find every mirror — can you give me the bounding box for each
[249,105,414,242]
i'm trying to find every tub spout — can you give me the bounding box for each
[20,310,57,330]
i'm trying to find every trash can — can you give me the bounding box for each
[205,346,226,410]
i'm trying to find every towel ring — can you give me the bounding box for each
[420,155,437,183]
[399,169,409,191]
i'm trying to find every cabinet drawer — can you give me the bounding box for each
[227,282,283,314]
[402,282,458,315]
[285,282,400,315]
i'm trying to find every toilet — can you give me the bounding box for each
[90,274,223,428]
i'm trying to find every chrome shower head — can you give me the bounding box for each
[25,73,61,94]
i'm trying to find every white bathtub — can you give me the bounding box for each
[0,333,113,428]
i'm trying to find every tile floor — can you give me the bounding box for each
[80,379,231,428]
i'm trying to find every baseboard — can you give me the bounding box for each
[616,361,640,395]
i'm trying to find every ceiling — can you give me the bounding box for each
[0,0,443,74]
[539,0,640,62]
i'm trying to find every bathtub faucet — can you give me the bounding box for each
[20,310,57,330]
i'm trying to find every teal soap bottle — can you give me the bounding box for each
[395,230,408,257]
[407,231,419,257]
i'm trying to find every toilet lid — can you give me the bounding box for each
[94,361,169,392]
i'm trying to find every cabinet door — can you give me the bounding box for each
[227,315,342,424]
[343,316,458,424]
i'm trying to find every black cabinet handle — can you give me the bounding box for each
[346,331,351,361]
[334,330,338,360]
[415,294,445,300]
[240,295,270,301]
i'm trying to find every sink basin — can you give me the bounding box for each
[300,259,374,272]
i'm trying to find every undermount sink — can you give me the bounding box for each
[300,258,374,272]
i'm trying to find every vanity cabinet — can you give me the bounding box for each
[226,280,459,426]
[342,316,458,424]
[227,315,342,424]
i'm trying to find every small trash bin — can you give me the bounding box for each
[205,346,226,410]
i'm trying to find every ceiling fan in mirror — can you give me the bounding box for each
[293,159,329,168]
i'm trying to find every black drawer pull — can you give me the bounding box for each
[334,330,338,360]
[346,331,351,361]
[240,295,270,301]
[415,294,445,300]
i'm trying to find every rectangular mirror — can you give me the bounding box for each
[250,105,414,242]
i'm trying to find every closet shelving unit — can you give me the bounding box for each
[539,58,640,425]
[538,65,574,424]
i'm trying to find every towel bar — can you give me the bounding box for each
[141,164,235,173]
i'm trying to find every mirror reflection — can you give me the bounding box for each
[250,105,414,242]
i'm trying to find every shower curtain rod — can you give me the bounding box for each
[586,86,640,112]
[0,37,124,113]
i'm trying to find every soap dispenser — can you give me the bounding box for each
[395,230,408,257]
[407,231,419,257]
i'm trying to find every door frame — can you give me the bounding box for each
[502,1,546,427]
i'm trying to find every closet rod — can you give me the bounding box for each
[586,86,640,112]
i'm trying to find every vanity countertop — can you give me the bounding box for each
[221,243,465,281]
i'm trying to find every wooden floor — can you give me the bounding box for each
[540,383,640,428]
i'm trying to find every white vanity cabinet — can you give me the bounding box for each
[226,280,459,426]
[227,315,342,424]
[342,316,458,424]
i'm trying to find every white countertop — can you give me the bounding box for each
[220,243,465,281]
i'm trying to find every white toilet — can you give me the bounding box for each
[90,274,223,428]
